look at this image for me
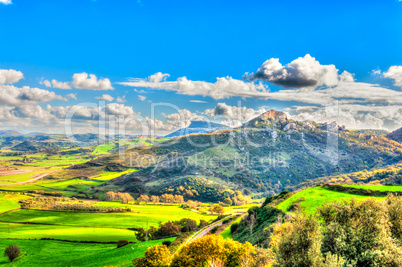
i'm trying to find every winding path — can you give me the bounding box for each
[0,173,49,186]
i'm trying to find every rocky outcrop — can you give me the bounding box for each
[259,110,287,121]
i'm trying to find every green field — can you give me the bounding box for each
[0,223,137,242]
[342,184,402,192]
[91,169,136,181]
[0,205,217,229]
[220,216,242,239]
[39,178,103,191]
[92,143,115,155]
[0,238,174,266]
[0,194,30,213]
[276,186,385,214]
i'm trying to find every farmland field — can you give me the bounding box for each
[276,186,386,214]
[0,205,217,229]
[0,238,174,267]
[341,184,402,192]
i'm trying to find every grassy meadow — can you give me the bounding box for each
[276,186,386,214]
[0,238,174,267]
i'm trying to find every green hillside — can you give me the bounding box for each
[101,111,402,202]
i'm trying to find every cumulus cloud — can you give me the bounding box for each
[147,72,170,83]
[119,74,268,99]
[204,103,266,126]
[138,95,146,101]
[339,71,355,82]
[71,72,114,90]
[51,79,72,89]
[0,85,66,106]
[95,94,114,102]
[42,72,114,90]
[0,0,11,5]
[0,69,24,84]
[66,93,77,100]
[40,79,52,87]
[104,103,136,116]
[288,103,402,131]
[116,96,126,103]
[244,54,339,88]
[383,66,402,88]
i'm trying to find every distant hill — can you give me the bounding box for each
[165,120,229,137]
[99,110,402,202]
[387,127,402,142]
[0,130,22,137]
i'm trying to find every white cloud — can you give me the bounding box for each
[0,0,12,5]
[190,100,207,103]
[138,95,146,101]
[116,96,126,103]
[372,69,382,76]
[204,103,266,127]
[44,72,114,90]
[120,74,268,99]
[0,85,66,106]
[51,79,71,89]
[383,65,402,88]
[244,54,339,88]
[66,93,77,100]
[40,79,52,87]
[147,72,170,83]
[71,72,113,90]
[339,71,355,82]
[95,94,114,102]
[104,103,136,116]
[0,69,24,84]
[289,103,402,131]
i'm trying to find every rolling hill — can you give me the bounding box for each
[98,110,402,202]
[165,120,229,137]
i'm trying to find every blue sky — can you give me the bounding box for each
[0,0,402,134]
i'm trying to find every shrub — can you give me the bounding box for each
[171,234,254,267]
[230,222,239,233]
[198,219,208,229]
[4,245,20,262]
[210,226,220,234]
[133,244,171,267]
[270,215,323,267]
[162,240,172,247]
[117,240,129,248]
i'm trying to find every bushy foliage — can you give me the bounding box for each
[170,235,254,267]
[133,244,171,267]
[104,191,134,204]
[209,204,225,215]
[269,196,402,266]
[233,206,285,247]
[270,215,323,267]
[117,239,129,248]
[162,240,172,247]
[318,197,402,266]
[20,197,130,212]
[4,245,20,262]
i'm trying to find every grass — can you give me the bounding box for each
[220,217,242,239]
[0,223,137,242]
[40,178,103,190]
[92,143,115,155]
[341,184,402,192]
[0,194,30,213]
[277,186,385,215]
[0,205,217,229]
[91,169,136,181]
[0,238,175,266]
[224,204,257,215]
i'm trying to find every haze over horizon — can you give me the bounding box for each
[1,0,402,134]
